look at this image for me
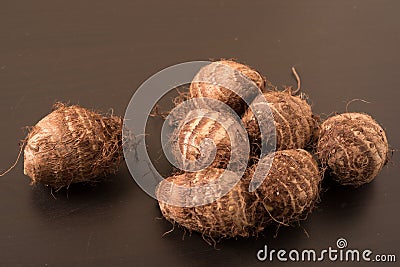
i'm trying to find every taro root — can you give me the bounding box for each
[316,112,389,187]
[157,149,321,238]
[189,60,266,115]
[171,110,249,170]
[248,149,322,225]
[156,168,265,238]
[23,103,123,189]
[172,116,230,169]
[242,90,318,153]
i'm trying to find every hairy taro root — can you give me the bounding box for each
[156,168,264,238]
[171,110,250,170]
[157,149,322,238]
[190,60,266,115]
[242,91,318,153]
[249,149,322,225]
[316,112,389,186]
[24,103,123,189]
[173,117,230,169]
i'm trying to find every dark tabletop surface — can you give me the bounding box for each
[1,1,399,266]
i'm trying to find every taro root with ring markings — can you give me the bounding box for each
[189,60,266,115]
[156,149,322,239]
[23,103,123,189]
[156,168,266,239]
[316,112,389,187]
[248,149,322,226]
[171,111,232,170]
[242,90,318,153]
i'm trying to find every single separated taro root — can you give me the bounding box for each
[190,60,266,115]
[24,103,123,189]
[242,90,318,153]
[248,149,322,225]
[316,112,389,187]
[156,168,265,239]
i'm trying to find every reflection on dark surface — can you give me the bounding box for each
[30,167,134,221]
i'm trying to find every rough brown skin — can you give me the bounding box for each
[248,149,322,226]
[189,60,266,115]
[242,90,318,154]
[156,168,266,239]
[157,149,321,239]
[316,112,389,187]
[23,103,123,189]
[171,111,240,170]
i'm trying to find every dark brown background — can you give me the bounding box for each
[0,0,399,266]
